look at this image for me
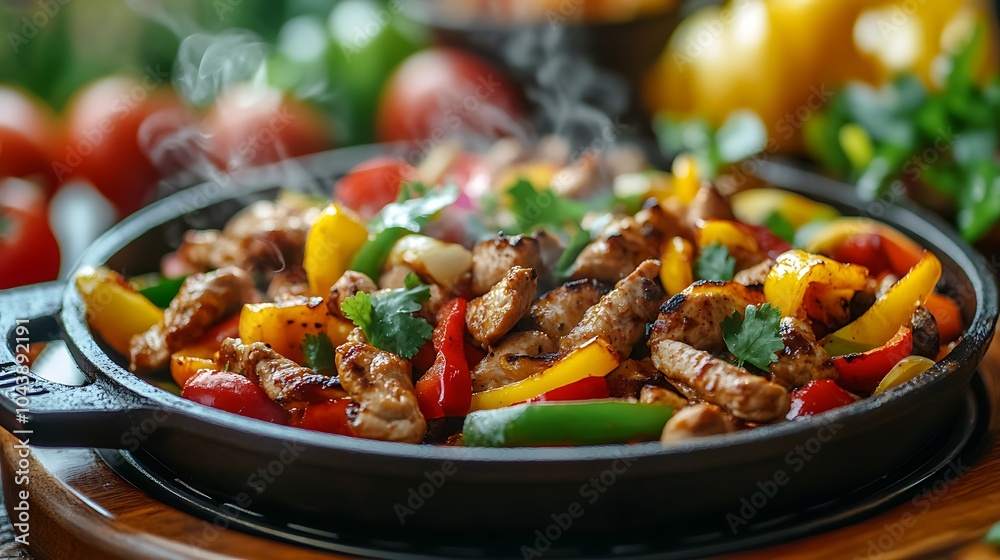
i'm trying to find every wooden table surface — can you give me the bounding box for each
[3,338,1000,560]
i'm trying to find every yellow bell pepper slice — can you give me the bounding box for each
[670,153,701,205]
[239,297,352,364]
[802,218,922,257]
[873,356,936,395]
[824,251,942,356]
[75,267,164,356]
[170,354,218,387]
[469,338,620,412]
[730,188,840,230]
[660,236,695,296]
[304,203,369,296]
[764,250,869,319]
[696,220,761,254]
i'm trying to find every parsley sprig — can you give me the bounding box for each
[721,303,784,371]
[696,244,736,281]
[340,272,433,359]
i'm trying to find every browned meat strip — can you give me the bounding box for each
[733,258,774,286]
[769,317,838,390]
[335,341,426,443]
[648,338,790,422]
[911,306,940,359]
[519,279,609,339]
[129,267,258,372]
[175,197,319,273]
[653,281,764,354]
[471,234,544,296]
[560,260,664,358]
[471,331,557,391]
[605,359,665,399]
[551,151,600,199]
[219,338,347,407]
[569,206,674,284]
[267,266,310,301]
[466,267,537,347]
[661,403,738,443]
[128,324,170,373]
[640,385,689,410]
[685,183,735,231]
[327,271,378,318]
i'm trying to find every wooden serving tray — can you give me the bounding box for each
[2,337,999,560]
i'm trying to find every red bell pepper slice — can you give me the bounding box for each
[749,224,792,259]
[831,233,888,276]
[527,376,610,403]
[832,326,913,394]
[299,398,354,436]
[415,298,472,419]
[787,379,859,420]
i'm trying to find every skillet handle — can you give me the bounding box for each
[0,282,153,448]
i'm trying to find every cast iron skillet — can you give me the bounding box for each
[0,146,996,536]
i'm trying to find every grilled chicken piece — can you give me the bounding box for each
[175,198,319,273]
[327,271,378,318]
[654,281,764,354]
[471,234,544,296]
[640,385,689,410]
[911,306,940,359]
[267,266,310,301]
[519,279,609,340]
[569,205,675,284]
[471,330,558,392]
[661,403,738,443]
[648,338,790,422]
[551,151,600,199]
[606,359,665,399]
[466,267,537,347]
[733,258,774,286]
[769,317,838,390]
[560,260,664,358]
[685,183,735,231]
[335,341,426,443]
[219,338,347,406]
[129,267,258,372]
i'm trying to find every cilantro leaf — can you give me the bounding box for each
[301,333,335,372]
[721,303,785,371]
[370,184,459,233]
[340,274,433,359]
[986,521,1000,546]
[507,179,587,233]
[554,228,592,282]
[696,244,736,281]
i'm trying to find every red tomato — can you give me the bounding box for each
[204,85,334,170]
[298,398,354,436]
[0,87,60,195]
[787,379,859,420]
[376,48,524,143]
[831,234,888,275]
[832,326,913,394]
[0,203,60,289]
[333,156,412,218]
[182,371,288,424]
[64,76,194,217]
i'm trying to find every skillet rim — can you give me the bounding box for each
[57,150,999,463]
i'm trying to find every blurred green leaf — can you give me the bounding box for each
[957,161,1000,242]
[715,110,767,166]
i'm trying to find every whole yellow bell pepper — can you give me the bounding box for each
[660,236,695,297]
[824,252,942,356]
[304,203,369,296]
[75,267,164,356]
[469,338,620,411]
[239,297,353,364]
[764,250,869,319]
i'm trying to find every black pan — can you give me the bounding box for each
[0,147,996,538]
